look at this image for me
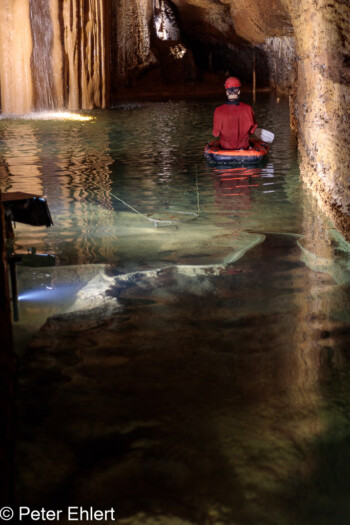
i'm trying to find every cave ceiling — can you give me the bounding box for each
[169,0,294,45]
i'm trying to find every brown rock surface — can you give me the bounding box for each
[171,0,292,45]
[228,0,293,44]
[283,0,350,240]
[170,0,239,46]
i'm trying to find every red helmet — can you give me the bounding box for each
[224,77,241,89]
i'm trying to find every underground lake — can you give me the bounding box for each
[1,94,350,524]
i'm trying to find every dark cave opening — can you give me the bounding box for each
[180,36,271,87]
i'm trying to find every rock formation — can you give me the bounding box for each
[110,0,349,239]
[0,0,109,114]
[0,0,33,114]
[283,0,350,240]
[0,0,348,238]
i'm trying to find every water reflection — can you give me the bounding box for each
[0,116,117,263]
[213,165,265,215]
[15,230,350,524]
[0,122,43,194]
[1,98,350,523]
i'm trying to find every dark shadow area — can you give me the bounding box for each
[182,37,271,88]
[285,337,350,525]
[15,234,350,524]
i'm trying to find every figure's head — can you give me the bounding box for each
[224,77,241,100]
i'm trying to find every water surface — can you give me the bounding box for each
[1,95,350,524]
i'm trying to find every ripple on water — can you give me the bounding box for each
[2,96,350,524]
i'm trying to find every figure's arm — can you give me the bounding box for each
[249,108,258,134]
[212,109,221,137]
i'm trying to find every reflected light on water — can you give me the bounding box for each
[18,285,76,302]
[0,111,94,121]
[4,97,350,524]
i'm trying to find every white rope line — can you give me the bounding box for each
[89,178,199,226]
[195,168,200,216]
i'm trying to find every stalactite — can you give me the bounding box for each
[80,0,108,108]
[258,37,296,93]
[0,0,109,114]
[116,0,153,85]
[62,0,109,110]
[50,0,65,110]
[62,0,82,109]
[0,0,33,114]
[30,0,58,110]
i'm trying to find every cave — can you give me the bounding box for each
[1,1,350,523]
[0,0,348,238]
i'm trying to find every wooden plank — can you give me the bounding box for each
[0,190,15,505]
[1,191,42,202]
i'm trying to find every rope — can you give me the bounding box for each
[89,177,200,226]
[195,168,200,216]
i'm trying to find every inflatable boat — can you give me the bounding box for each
[204,136,269,166]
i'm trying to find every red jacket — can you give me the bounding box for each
[213,102,258,150]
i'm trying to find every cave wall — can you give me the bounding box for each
[0,0,109,114]
[170,0,293,45]
[62,0,110,110]
[113,0,154,86]
[170,0,296,92]
[282,0,350,239]
[170,0,239,48]
[0,0,33,114]
[0,0,348,238]
[171,0,349,239]
[258,37,296,94]
[111,0,197,90]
